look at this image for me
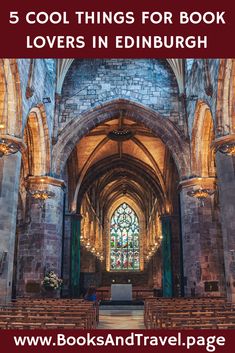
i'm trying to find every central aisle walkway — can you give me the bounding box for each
[98,309,145,329]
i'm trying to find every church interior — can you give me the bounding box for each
[0,58,235,329]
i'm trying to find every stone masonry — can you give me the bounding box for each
[59,59,180,131]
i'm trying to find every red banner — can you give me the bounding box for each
[0,329,234,353]
[0,0,235,57]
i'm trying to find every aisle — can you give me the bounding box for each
[98,309,145,329]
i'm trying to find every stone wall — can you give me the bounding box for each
[180,184,225,297]
[17,180,64,297]
[0,154,21,303]
[216,153,235,302]
[101,271,149,287]
[17,59,56,135]
[185,59,220,135]
[59,59,180,132]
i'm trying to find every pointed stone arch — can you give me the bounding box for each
[52,99,190,179]
[216,59,235,135]
[22,104,51,176]
[191,101,215,177]
[0,59,22,136]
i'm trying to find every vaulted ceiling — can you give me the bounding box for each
[67,115,179,216]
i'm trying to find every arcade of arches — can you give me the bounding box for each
[0,58,235,304]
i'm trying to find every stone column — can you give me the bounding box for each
[0,150,22,303]
[180,178,225,297]
[214,134,235,302]
[17,176,65,297]
[52,93,61,145]
[170,214,182,297]
[178,93,189,137]
[161,215,173,297]
[149,248,162,292]
[70,214,82,298]
[61,212,72,297]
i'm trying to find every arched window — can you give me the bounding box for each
[110,203,140,271]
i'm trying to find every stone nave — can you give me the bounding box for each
[0,58,235,310]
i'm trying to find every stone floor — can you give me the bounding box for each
[98,309,145,329]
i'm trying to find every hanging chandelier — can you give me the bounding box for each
[187,188,215,206]
[0,137,20,157]
[108,128,133,141]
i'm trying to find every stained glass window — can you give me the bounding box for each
[110,203,140,271]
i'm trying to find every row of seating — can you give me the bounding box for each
[0,299,98,329]
[144,297,235,329]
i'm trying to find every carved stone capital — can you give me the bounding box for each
[179,177,216,191]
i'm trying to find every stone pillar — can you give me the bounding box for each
[70,214,82,298]
[52,93,61,145]
[178,93,189,137]
[150,248,162,292]
[0,151,21,303]
[170,214,182,297]
[180,178,225,298]
[161,215,173,297]
[214,135,235,302]
[17,176,65,297]
[61,212,72,297]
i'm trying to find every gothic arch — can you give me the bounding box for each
[74,155,167,213]
[22,104,51,176]
[216,59,235,135]
[0,59,22,136]
[52,99,190,178]
[101,179,146,213]
[191,101,215,177]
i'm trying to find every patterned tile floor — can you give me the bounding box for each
[98,309,145,329]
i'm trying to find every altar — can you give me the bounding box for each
[111,284,132,301]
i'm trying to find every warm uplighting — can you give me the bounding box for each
[29,190,55,201]
[97,251,105,261]
[145,241,161,262]
[81,240,104,261]
[85,241,91,250]
[0,138,20,157]
[217,142,235,156]
[28,189,55,209]
[187,188,215,206]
